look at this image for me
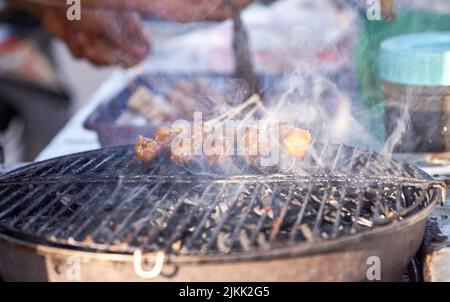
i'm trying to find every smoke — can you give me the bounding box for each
[123,0,443,171]
[382,93,410,156]
[381,83,448,155]
[267,69,376,148]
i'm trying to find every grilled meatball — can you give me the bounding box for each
[278,121,295,138]
[127,86,175,123]
[170,128,196,164]
[204,129,233,165]
[155,127,175,150]
[238,127,270,164]
[135,135,161,161]
[170,137,194,163]
[205,149,233,165]
[138,122,312,164]
[280,128,312,158]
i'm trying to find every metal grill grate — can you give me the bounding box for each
[0,145,442,255]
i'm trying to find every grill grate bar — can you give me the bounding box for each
[59,157,86,175]
[182,185,227,252]
[40,164,61,177]
[116,159,136,175]
[53,187,112,240]
[347,146,360,174]
[269,186,294,242]
[312,188,330,237]
[139,191,192,250]
[105,181,164,244]
[100,149,131,172]
[374,184,383,222]
[331,186,348,238]
[0,185,47,221]
[331,144,344,172]
[0,187,12,199]
[0,173,436,188]
[311,141,329,168]
[36,185,103,236]
[227,184,262,250]
[206,184,245,252]
[363,151,374,175]
[396,185,403,214]
[248,184,280,247]
[164,184,224,252]
[0,144,441,255]
[370,157,387,176]
[87,185,150,241]
[0,185,37,212]
[49,184,110,238]
[10,184,76,229]
[289,179,313,242]
[74,155,106,174]
[353,186,364,230]
[127,183,177,244]
[70,160,163,241]
[89,149,129,176]
[91,153,117,172]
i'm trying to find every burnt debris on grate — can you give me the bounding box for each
[0,144,439,255]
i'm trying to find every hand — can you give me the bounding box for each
[381,0,395,21]
[40,7,150,67]
[10,0,252,66]
[15,0,253,22]
[142,0,254,22]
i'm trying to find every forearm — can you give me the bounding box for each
[6,0,46,15]
[381,0,395,21]
[7,0,249,21]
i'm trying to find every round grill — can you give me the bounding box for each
[0,144,441,256]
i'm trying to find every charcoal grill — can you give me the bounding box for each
[83,73,290,147]
[0,143,444,281]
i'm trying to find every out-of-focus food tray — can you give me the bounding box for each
[84,73,288,147]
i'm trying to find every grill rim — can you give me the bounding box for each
[0,152,442,263]
[0,145,444,259]
[0,145,128,180]
[0,185,438,265]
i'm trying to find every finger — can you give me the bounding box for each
[97,12,150,67]
[84,37,119,66]
[96,34,149,68]
[83,46,114,66]
[144,0,219,22]
[41,8,68,39]
[204,0,253,21]
[167,0,253,21]
[230,0,253,9]
[119,12,151,55]
[65,29,84,59]
[117,50,146,68]
[75,30,114,66]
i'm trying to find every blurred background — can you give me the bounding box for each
[0,0,449,165]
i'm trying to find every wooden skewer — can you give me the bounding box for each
[236,107,259,130]
[205,94,262,128]
[209,94,260,122]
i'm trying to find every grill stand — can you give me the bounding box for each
[0,201,434,281]
[0,146,444,281]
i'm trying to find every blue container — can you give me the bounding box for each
[380,32,450,152]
